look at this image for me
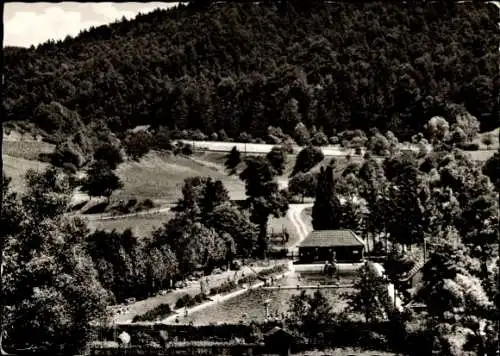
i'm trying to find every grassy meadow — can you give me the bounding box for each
[114,151,246,203]
[3,139,54,193]
[85,211,174,237]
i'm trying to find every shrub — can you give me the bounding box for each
[140,198,155,210]
[181,143,193,155]
[237,274,258,285]
[259,264,287,278]
[62,162,78,174]
[175,294,194,309]
[329,136,339,145]
[310,131,329,146]
[458,142,480,150]
[209,280,237,296]
[132,304,172,322]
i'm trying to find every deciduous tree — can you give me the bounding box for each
[291,145,324,177]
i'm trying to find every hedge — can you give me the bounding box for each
[132,303,172,322]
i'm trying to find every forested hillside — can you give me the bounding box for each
[4,1,499,142]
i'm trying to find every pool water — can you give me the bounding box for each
[180,270,358,325]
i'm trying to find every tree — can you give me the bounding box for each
[450,127,467,147]
[93,143,123,170]
[266,145,287,176]
[383,153,424,248]
[454,111,480,143]
[294,122,310,146]
[417,239,497,356]
[200,178,230,217]
[358,157,388,243]
[310,131,328,146]
[347,263,389,323]
[338,197,363,232]
[2,168,110,354]
[239,156,288,257]
[288,172,317,202]
[291,145,324,177]
[482,152,499,191]
[367,132,390,156]
[481,133,494,150]
[312,166,343,230]
[286,290,335,343]
[123,130,152,160]
[426,116,450,145]
[81,160,123,200]
[205,203,259,258]
[225,146,241,175]
[282,99,302,134]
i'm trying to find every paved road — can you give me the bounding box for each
[179,139,367,156]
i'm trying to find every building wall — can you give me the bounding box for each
[298,246,363,263]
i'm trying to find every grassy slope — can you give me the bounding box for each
[85,211,174,237]
[3,139,54,193]
[114,151,246,204]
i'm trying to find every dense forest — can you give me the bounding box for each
[3,1,499,145]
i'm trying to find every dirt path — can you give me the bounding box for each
[85,205,175,221]
[287,203,314,249]
[114,264,274,324]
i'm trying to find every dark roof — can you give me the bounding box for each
[264,327,293,337]
[299,230,365,248]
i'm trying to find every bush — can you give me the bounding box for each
[237,274,258,286]
[132,304,172,322]
[181,143,193,155]
[259,264,287,278]
[267,248,289,259]
[329,136,339,145]
[310,131,329,146]
[62,162,77,174]
[140,198,155,210]
[209,280,237,296]
[175,294,194,309]
[458,142,480,150]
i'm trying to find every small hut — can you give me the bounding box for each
[263,327,295,356]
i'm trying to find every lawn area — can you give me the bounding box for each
[269,215,300,248]
[3,139,55,160]
[466,149,496,162]
[3,154,50,193]
[114,151,246,203]
[85,211,174,237]
[474,128,499,151]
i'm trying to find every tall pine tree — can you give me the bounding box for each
[312,166,343,230]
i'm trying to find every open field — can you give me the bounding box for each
[3,154,50,193]
[3,139,55,160]
[85,211,174,237]
[114,151,246,203]
[466,149,496,162]
[474,128,499,150]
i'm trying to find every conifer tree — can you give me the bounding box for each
[312,166,343,230]
[225,146,241,175]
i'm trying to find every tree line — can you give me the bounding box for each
[4,2,498,149]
